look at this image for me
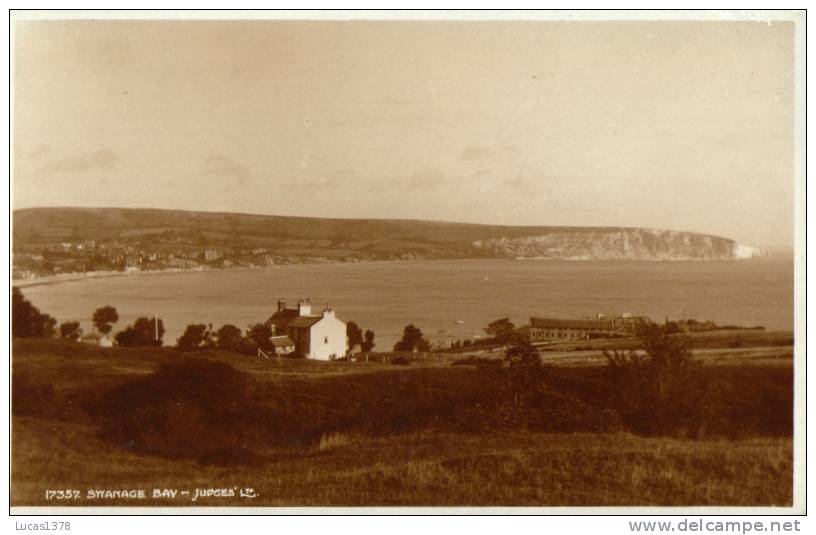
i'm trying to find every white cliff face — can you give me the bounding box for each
[734,243,769,259]
[472,229,744,261]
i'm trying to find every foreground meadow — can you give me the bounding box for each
[11,338,793,507]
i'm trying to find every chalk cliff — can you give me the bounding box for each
[473,229,764,261]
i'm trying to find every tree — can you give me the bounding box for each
[484,317,517,344]
[361,329,376,352]
[115,317,165,347]
[246,323,273,351]
[604,320,695,401]
[603,320,703,436]
[346,321,364,353]
[503,339,545,406]
[203,323,216,348]
[215,324,243,352]
[59,321,82,341]
[504,339,542,371]
[393,324,430,352]
[92,306,119,334]
[176,324,209,351]
[12,288,56,338]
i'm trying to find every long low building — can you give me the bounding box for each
[528,315,642,342]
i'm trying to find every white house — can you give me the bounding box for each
[265,298,348,360]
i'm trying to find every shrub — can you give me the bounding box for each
[87,359,307,464]
[391,356,412,365]
[603,321,706,437]
[59,321,81,341]
[115,317,165,347]
[215,324,243,352]
[176,324,209,351]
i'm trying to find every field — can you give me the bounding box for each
[11,338,794,507]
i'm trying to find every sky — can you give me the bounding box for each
[13,18,795,247]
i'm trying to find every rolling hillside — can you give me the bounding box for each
[13,207,752,261]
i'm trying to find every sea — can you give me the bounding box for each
[19,259,795,349]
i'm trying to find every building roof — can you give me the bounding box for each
[269,335,295,348]
[286,316,323,329]
[530,317,616,330]
[266,308,299,326]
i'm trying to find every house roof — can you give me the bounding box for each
[266,308,298,326]
[530,317,616,330]
[269,335,295,348]
[286,316,322,329]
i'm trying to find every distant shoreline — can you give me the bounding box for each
[12,266,287,289]
[11,259,428,289]
[12,255,792,290]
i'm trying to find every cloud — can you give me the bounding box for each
[43,148,122,173]
[203,154,251,187]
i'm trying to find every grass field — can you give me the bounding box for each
[12,417,791,507]
[11,338,794,507]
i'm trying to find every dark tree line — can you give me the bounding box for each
[175,321,287,355]
[12,288,165,347]
[12,288,56,338]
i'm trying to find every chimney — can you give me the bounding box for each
[322,305,335,318]
[277,298,287,312]
[297,298,311,317]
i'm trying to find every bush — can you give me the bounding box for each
[391,356,412,365]
[59,321,81,341]
[176,324,209,351]
[603,321,706,437]
[215,324,243,352]
[116,317,165,347]
[87,359,309,464]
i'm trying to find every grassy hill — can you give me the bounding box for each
[12,207,747,269]
[13,206,626,244]
[11,338,793,506]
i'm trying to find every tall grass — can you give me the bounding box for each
[10,339,794,506]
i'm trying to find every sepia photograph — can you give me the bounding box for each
[8,9,805,513]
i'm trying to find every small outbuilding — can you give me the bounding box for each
[80,331,114,347]
[269,335,296,355]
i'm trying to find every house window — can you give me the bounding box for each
[324,336,329,344]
